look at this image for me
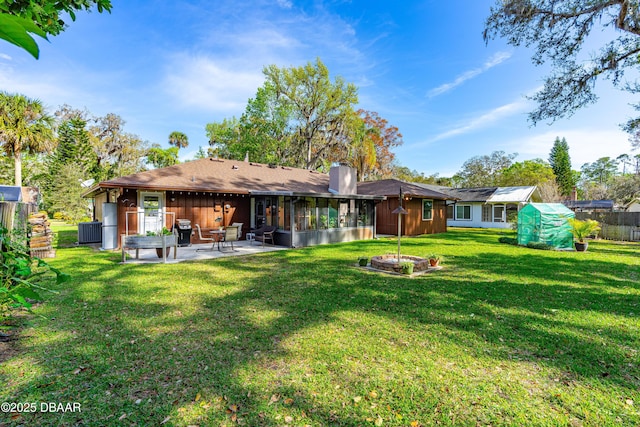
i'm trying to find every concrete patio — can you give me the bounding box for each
[119,239,286,264]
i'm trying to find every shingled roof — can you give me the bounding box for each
[358,179,455,200]
[86,158,383,198]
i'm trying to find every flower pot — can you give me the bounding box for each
[156,247,171,258]
[574,241,588,252]
[358,258,369,266]
[401,263,414,275]
[429,259,440,267]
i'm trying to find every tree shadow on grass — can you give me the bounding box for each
[2,234,639,426]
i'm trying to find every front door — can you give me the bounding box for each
[139,192,164,234]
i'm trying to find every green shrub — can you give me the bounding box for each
[0,227,68,321]
[526,241,554,250]
[498,236,518,245]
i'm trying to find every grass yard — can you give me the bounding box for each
[1,226,639,426]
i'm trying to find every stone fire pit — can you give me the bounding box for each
[370,254,429,274]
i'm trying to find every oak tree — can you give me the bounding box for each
[484,1,640,144]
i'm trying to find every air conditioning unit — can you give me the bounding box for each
[78,222,102,244]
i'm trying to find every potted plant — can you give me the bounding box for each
[358,256,369,267]
[428,254,441,267]
[150,227,175,257]
[567,218,601,252]
[400,261,414,275]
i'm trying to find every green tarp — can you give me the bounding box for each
[517,203,575,249]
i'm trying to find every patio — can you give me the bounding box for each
[119,239,286,264]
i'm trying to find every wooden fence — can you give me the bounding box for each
[575,212,640,241]
[0,202,33,231]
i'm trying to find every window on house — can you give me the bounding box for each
[328,199,339,228]
[482,204,492,222]
[456,205,471,220]
[294,197,316,231]
[278,196,289,230]
[357,200,373,226]
[446,205,454,219]
[422,199,433,220]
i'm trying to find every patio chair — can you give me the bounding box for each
[252,225,276,246]
[194,224,216,251]
[221,226,239,251]
[231,222,244,240]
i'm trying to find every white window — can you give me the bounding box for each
[482,204,492,222]
[422,199,433,221]
[455,204,471,220]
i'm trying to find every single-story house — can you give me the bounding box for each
[83,159,384,248]
[0,186,40,231]
[357,179,456,236]
[562,200,615,212]
[624,199,640,212]
[441,186,542,229]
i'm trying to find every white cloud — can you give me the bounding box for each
[163,55,265,113]
[426,99,528,143]
[276,0,293,8]
[0,53,12,61]
[0,63,72,104]
[510,129,634,167]
[427,51,512,98]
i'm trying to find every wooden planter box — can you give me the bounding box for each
[121,234,177,263]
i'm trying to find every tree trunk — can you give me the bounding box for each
[14,149,22,187]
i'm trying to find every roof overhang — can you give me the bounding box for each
[83,183,252,198]
[250,190,385,201]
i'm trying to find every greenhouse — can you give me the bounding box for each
[517,203,575,250]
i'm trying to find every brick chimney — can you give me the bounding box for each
[571,186,578,201]
[329,165,357,195]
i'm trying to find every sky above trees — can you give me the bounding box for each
[0,0,636,176]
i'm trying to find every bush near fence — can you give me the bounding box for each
[575,212,640,241]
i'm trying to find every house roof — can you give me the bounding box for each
[488,186,539,203]
[562,200,615,210]
[443,186,539,203]
[0,186,39,204]
[357,179,455,200]
[0,186,22,202]
[85,158,382,199]
[443,187,498,202]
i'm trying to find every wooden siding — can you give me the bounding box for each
[115,188,252,245]
[376,198,447,236]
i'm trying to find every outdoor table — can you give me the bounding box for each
[209,229,225,250]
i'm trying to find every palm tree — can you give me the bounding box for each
[168,131,189,150]
[0,92,54,186]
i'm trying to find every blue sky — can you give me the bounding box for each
[0,0,636,177]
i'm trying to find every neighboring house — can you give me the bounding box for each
[0,186,40,231]
[562,200,615,212]
[357,179,455,236]
[84,159,383,248]
[624,199,640,212]
[442,186,541,229]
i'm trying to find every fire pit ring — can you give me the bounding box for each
[370,254,429,274]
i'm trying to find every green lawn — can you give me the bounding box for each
[1,227,639,426]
